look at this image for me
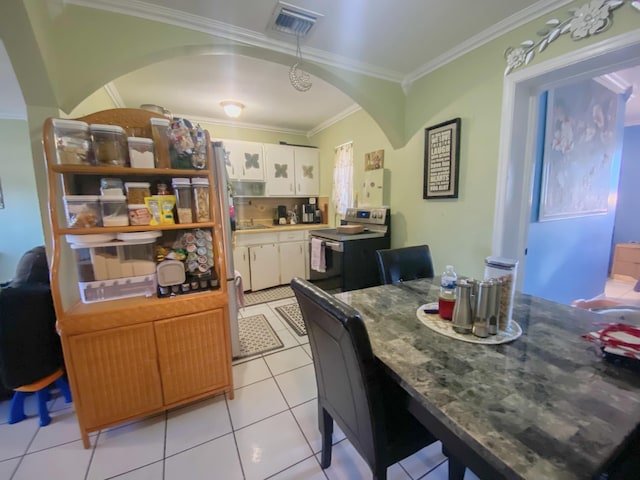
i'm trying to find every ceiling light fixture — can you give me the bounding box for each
[220,101,244,118]
[289,34,312,92]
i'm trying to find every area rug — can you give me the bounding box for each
[243,286,295,307]
[275,302,306,336]
[237,314,284,359]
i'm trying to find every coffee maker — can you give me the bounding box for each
[275,205,288,225]
[301,198,316,224]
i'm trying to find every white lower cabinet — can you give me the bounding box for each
[279,241,307,285]
[233,246,251,292]
[249,244,280,291]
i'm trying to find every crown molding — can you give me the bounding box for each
[402,0,574,91]
[64,0,404,82]
[307,104,362,138]
[103,82,125,107]
[594,72,633,95]
[173,112,308,137]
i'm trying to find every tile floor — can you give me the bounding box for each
[0,297,479,480]
[601,276,640,306]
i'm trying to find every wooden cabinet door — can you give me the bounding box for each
[155,309,231,405]
[68,324,163,428]
[294,147,319,196]
[249,244,280,290]
[233,246,251,291]
[223,140,264,181]
[265,144,295,196]
[279,241,306,285]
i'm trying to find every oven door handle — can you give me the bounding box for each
[311,238,343,252]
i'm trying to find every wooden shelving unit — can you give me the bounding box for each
[43,108,233,448]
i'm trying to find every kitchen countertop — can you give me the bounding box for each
[234,224,329,234]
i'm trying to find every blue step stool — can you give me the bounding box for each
[8,368,72,427]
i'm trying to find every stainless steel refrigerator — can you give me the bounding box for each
[211,141,241,357]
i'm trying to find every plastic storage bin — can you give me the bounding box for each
[52,119,92,165]
[67,232,160,303]
[128,204,151,226]
[483,256,518,331]
[100,195,129,227]
[63,195,101,228]
[128,137,155,168]
[191,178,210,222]
[172,178,193,224]
[150,118,171,168]
[124,182,151,205]
[91,124,129,166]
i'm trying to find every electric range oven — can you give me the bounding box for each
[309,207,390,292]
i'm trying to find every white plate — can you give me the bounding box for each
[416,304,522,345]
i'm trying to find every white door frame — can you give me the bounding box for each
[493,30,640,286]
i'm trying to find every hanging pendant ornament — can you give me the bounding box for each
[290,34,312,92]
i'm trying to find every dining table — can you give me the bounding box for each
[334,278,640,479]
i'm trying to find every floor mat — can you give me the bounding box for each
[237,314,284,359]
[243,286,295,307]
[275,303,306,336]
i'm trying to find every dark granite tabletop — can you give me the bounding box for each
[335,278,640,479]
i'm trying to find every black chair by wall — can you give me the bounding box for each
[0,246,71,426]
[291,277,463,480]
[376,245,435,285]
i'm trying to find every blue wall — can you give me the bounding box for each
[523,81,625,305]
[613,125,640,245]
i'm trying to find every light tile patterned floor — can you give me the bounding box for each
[0,298,480,480]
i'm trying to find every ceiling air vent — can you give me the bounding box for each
[269,1,323,38]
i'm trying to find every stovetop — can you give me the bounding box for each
[309,228,386,242]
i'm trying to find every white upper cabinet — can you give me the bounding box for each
[265,144,295,196]
[293,147,319,197]
[223,140,264,181]
[265,144,319,197]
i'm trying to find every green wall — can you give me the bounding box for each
[0,119,45,281]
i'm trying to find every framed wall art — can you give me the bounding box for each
[423,118,461,199]
[538,80,617,221]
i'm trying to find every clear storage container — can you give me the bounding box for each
[124,182,151,205]
[100,195,129,227]
[483,256,518,332]
[172,178,193,224]
[91,124,129,166]
[66,232,160,303]
[128,204,151,226]
[63,195,101,228]
[150,118,171,168]
[52,119,92,165]
[100,177,124,196]
[128,137,155,168]
[191,177,210,222]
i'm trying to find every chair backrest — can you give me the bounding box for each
[376,245,434,285]
[291,277,386,468]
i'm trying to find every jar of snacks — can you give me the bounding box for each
[52,119,92,165]
[63,195,101,228]
[191,178,210,222]
[150,117,171,169]
[124,182,151,205]
[172,178,193,224]
[483,257,518,332]
[128,204,151,226]
[91,124,129,166]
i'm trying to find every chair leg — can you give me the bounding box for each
[55,377,72,403]
[318,407,334,468]
[8,392,27,424]
[448,455,466,480]
[35,388,52,427]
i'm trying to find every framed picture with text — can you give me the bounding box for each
[423,118,461,199]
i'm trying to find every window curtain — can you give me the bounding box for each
[332,142,353,217]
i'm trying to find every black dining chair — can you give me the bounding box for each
[376,245,434,285]
[291,277,452,480]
